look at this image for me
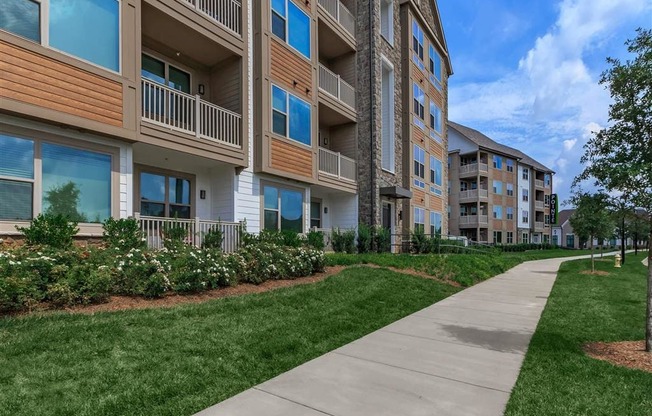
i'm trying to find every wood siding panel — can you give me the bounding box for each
[270,39,312,100]
[271,138,313,177]
[413,189,426,203]
[413,127,426,144]
[211,57,241,113]
[0,41,123,126]
[429,142,444,158]
[430,197,443,211]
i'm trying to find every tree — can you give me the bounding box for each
[44,181,88,223]
[628,210,651,255]
[569,191,614,273]
[575,28,652,352]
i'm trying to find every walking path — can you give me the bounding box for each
[196,253,624,416]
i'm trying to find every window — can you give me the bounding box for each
[460,181,468,191]
[566,234,574,248]
[544,195,550,206]
[522,168,529,180]
[0,0,120,71]
[493,180,502,195]
[493,155,502,169]
[522,210,529,223]
[310,201,321,228]
[493,231,502,244]
[413,144,425,180]
[522,189,529,202]
[412,19,424,60]
[506,207,514,220]
[142,54,191,93]
[271,0,310,59]
[380,0,393,45]
[523,233,529,244]
[0,133,112,222]
[429,101,442,134]
[140,171,191,219]
[544,173,552,188]
[545,214,550,225]
[381,60,395,172]
[493,206,502,219]
[430,156,442,187]
[271,85,311,145]
[544,235,549,243]
[429,44,442,88]
[413,83,425,120]
[506,183,514,196]
[505,232,513,244]
[414,207,425,232]
[430,211,442,236]
[263,184,304,232]
[506,160,514,172]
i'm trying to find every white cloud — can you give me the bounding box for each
[449,0,651,203]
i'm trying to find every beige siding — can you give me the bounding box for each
[270,39,313,100]
[270,138,313,178]
[211,57,241,113]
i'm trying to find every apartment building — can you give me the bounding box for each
[0,0,450,244]
[448,122,554,244]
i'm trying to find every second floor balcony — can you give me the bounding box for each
[319,64,356,110]
[459,215,489,228]
[181,0,242,36]
[318,147,356,182]
[459,162,489,177]
[459,188,488,202]
[142,79,241,148]
[318,0,355,38]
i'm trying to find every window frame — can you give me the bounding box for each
[141,52,192,93]
[270,84,312,147]
[261,181,305,233]
[493,180,502,195]
[270,0,311,60]
[522,210,529,223]
[493,231,503,244]
[506,207,514,220]
[493,155,502,170]
[506,231,513,244]
[380,0,394,46]
[522,189,529,202]
[430,211,442,237]
[413,144,425,181]
[413,82,425,120]
[522,168,529,180]
[493,205,503,220]
[430,155,442,187]
[414,206,425,232]
[506,160,514,172]
[0,0,123,74]
[429,101,442,135]
[506,183,514,196]
[310,199,321,229]
[412,19,424,61]
[135,165,195,219]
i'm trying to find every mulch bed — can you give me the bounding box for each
[584,341,652,373]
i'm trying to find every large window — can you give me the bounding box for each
[522,210,529,223]
[142,54,190,93]
[140,171,191,219]
[412,19,424,60]
[413,144,425,188]
[310,201,321,229]
[271,85,311,145]
[0,133,112,222]
[430,155,442,187]
[522,189,529,202]
[380,0,393,45]
[522,168,529,180]
[506,160,514,172]
[429,44,442,88]
[493,155,502,170]
[493,231,502,244]
[544,173,552,187]
[414,207,425,232]
[493,180,502,195]
[506,183,514,196]
[429,101,442,135]
[0,0,120,72]
[507,231,513,244]
[430,211,441,236]
[381,59,395,172]
[506,207,514,220]
[271,0,310,59]
[264,184,304,232]
[413,83,425,120]
[493,206,503,219]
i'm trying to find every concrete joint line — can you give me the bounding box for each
[252,387,336,416]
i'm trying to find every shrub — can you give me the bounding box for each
[357,224,372,254]
[281,230,303,248]
[306,230,325,250]
[64,265,112,304]
[162,222,190,250]
[202,226,223,250]
[332,229,356,253]
[0,272,42,313]
[373,226,391,253]
[411,228,428,254]
[102,217,145,252]
[16,214,78,249]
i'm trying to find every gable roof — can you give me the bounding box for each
[557,209,575,227]
[448,121,555,173]
[401,0,453,75]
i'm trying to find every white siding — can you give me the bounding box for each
[211,165,235,221]
[517,164,531,229]
[381,57,395,171]
[448,128,478,154]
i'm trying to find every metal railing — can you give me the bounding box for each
[535,221,545,230]
[137,214,243,252]
[535,179,544,188]
[319,147,356,182]
[317,0,355,37]
[535,200,544,209]
[142,79,242,148]
[459,215,489,226]
[318,64,356,109]
[182,0,242,36]
[459,189,488,201]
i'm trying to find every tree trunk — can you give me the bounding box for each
[591,236,595,273]
[621,217,626,265]
[635,232,639,255]
[647,225,652,353]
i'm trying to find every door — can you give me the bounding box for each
[382,202,395,252]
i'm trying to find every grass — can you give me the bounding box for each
[505,253,652,415]
[326,249,599,286]
[0,267,459,416]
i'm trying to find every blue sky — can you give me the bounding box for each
[438,0,652,205]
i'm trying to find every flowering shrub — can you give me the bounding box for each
[0,239,325,313]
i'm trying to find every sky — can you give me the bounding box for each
[437,0,652,206]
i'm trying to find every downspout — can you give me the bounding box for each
[369,0,376,226]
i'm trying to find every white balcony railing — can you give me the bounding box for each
[319,147,356,182]
[535,179,544,188]
[535,221,545,230]
[319,64,356,109]
[142,79,242,148]
[459,189,478,200]
[182,0,242,36]
[318,0,355,37]
[535,200,544,209]
[137,214,243,252]
[459,163,478,175]
[459,215,489,226]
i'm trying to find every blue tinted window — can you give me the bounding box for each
[49,0,120,71]
[0,0,40,42]
[42,143,111,223]
[264,186,279,210]
[0,134,34,179]
[289,94,311,145]
[280,189,303,232]
[0,179,32,220]
[272,86,287,113]
[430,156,443,186]
[287,1,310,59]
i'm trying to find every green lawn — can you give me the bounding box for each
[0,267,459,416]
[505,254,652,415]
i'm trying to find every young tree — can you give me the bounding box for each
[575,28,652,352]
[569,192,614,273]
[628,210,651,255]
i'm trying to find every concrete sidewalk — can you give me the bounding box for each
[195,253,618,416]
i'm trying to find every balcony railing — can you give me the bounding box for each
[459,215,489,226]
[535,179,544,188]
[142,79,242,148]
[182,0,242,36]
[137,214,243,252]
[459,163,489,176]
[319,147,356,182]
[318,0,355,37]
[535,200,544,209]
[319,64,356,109]
[459,189,488,201]
[535,221,545,230]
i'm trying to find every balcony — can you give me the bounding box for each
[459,215,489,228]
[535,179,544,188]
[318,0,355,38]
[535,221,545,231]
[141,79,242,148]
[535,200,544,210]
[459,189,488,202]
[319,147,356,182]
[459,163,489,177]
[319,64,356,110]
[181,0,242,36]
